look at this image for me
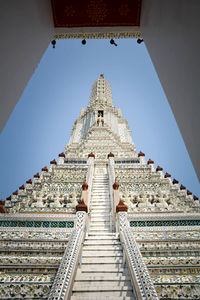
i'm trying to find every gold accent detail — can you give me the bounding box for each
[54,31,141,40]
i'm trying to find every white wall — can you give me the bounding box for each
[141,0,200,180]
[1,0,199,180]
[0,0,54,132]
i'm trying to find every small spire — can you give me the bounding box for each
[50,159,57,165]
[58,152,65,157]
[113,179,119,190]
[26,179,32,184]
[108,152,114,158]
[138,151,145,157]
[100,74,104,78]
[147,159,154,165]
[180,184,186,190]
[42,166,48,172]
[156,166,163,171]
[88,152,95,158]
[0,200,5,213]
[164,172,171,178]
[34,173,40,178]
[82,180,88,191]
[173,179,179,184]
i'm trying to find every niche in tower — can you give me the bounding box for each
[98,110,104,117]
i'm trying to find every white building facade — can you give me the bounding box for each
[1,76,200,299]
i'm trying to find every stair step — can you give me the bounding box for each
[89,228,111,232]
[90,220,110,223]
[91,203,110,206]
[89,229,111,233]
[91,203,109,206]
[92,188,109,190]
[87,232,117,236]
[80,264,126,272]
[84,240,121,246]
[82,251,122,257]
[91,210,110,213]
[71,296,135,300]
[92,191,109,193]
[90,215,110,218]
[92,186,109,189]
[91,208,110,211]
[90,221,110,225]
[92,190,109,196]
[91,213,110,216]
[91,202,109,204]
[82,257,123,264]
[85,236,119,240]
[90,222,110,226]
[92,195,109,197]
[75,273,130,281]
[73,283,133,292]
[83,246,122,251]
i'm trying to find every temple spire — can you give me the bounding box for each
[89,74,113,108]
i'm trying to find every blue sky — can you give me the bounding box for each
[0,39,199,199]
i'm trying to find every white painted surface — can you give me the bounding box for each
[141,0,200,179]
[0,0,54,131]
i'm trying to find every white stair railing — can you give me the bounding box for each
[117,212,159,300]
[48,211,87,300]
[86,156,95,214]
[108,157,115,232]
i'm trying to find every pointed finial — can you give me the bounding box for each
[147,159,154,165]
[173,179,179,184]
[156,166,163,172]
[138,151,145,157]
[88,152,95,158]
[113,178,119,190]
[108,152,114,158]
[82,180,88,191]
[164,172,171,178]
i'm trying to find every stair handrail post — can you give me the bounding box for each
[86,154,95,213]
[108,155,115,231]
[117,212,159,300]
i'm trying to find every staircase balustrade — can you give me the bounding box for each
[108,157,115,231]
[86,156,95,214]
[117,212,159,300]
[48,211,87,300]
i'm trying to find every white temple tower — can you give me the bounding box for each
[66,74,136,160]
[0,76,200,299]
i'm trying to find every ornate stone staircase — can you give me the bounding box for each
[71,167,135,299]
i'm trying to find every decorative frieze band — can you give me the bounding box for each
[130,219,200,228]
[0,220,74,229]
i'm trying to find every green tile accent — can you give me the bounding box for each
[130,219,200,227]
[0,220,74,228]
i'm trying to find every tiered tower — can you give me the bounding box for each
[0,75,200,300]
[66,74,136,159]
